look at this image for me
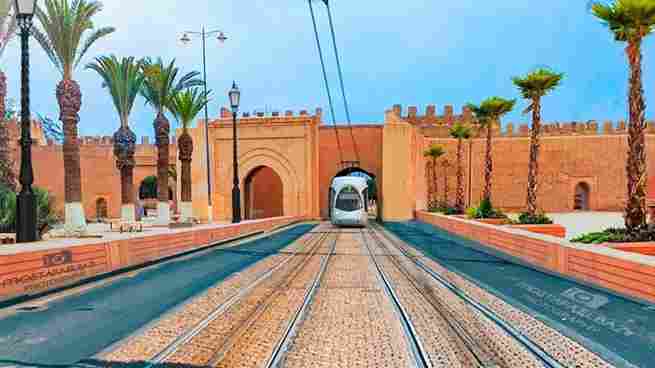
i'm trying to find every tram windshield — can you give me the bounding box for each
[335,186,363,211]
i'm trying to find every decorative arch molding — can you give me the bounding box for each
[225,147,302,218]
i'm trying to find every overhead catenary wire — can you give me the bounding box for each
[322,0,360,165]
[308,0,344,164]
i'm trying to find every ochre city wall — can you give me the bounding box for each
[12,104,655,222]
[416,211,655,304]
[0,216,300,304]
[398,104,655,213]
[22,138,176,220]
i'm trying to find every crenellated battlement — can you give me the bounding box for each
[386,104,655,138]
[217,106,322,121]
[43,135,178,147]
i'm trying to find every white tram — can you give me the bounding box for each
[329,176,369,227]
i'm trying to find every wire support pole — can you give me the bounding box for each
[308,0,344,164]
[322,0,360,165]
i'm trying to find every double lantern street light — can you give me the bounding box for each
[180,29,242,224]
[14,0,37,243]
[179,28,227,222]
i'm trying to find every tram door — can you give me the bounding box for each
[328,188,336,219]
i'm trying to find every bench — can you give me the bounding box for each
[109,220,144,233]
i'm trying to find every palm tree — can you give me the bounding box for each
[592,1,655,230]
[423,144,445,211]
[169,88,210,222]
[139,58,202,225]
[449,123,472,213]
[0,0,16,191]
[33,0,114,232]
[467,97,515,206]
[513,69,563,218]
[86,55,144,222]
[442,159,450,207]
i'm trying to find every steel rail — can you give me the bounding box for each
[372,223,565,368]
[367,227,495,367]
[360,229,432,368]
[265,231,338,368]
[142,230,329,367]
[206,230,332,366]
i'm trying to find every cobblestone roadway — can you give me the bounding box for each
[101,223,616,368]
[281,230,415,368]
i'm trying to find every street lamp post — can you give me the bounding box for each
[179,27,227,222]
[14,0,37,243]
[229,82,241,223]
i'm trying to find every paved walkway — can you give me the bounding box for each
[0,220,230,256]
[547,212,624,240]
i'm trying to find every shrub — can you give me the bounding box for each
[573,225,655,243]
[0,185,59,237]
[517,212,553,225]
[466,199,508,219]
[444,206,462,215]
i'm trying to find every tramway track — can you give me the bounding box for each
[124,228,331,367]
[360,228,432,368]
[369,222,565,368]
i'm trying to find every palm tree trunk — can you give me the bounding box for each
[443,162,449,206]
[0,70,16,191]
[425,161,433,210]
[58,79,86,231]
[483,122,493,203]
[113,125,136,221]
[432,158,437,208]
[526,96,542,216]
[179,129,193,221]
[179,130,193,202]
[154,111,171,224]
[456,138,465,212]
[625,39,648,230]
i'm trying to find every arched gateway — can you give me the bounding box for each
[244,166,284,219]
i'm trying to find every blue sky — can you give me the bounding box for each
[1,0,653,138]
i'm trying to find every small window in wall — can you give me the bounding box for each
[574,182,590,211]
[96,198,108,220]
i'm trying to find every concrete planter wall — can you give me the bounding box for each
[416,211,655,304]
[475,218,510,226]
[0,216,301,304]
[606,242,655,256]
[508,224,566,238]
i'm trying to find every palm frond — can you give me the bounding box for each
[34,0,113,78]
[450,123,472,140]
[75,26,115,68]
[591,0,655,41]
[512,68,564,100]
[467,97,515,126]
[139,57,203,115]
[31,27,64,74]
[423,144,445,159]
[86,55,144,127]
[0,0,16,58]
[169,88,211,130]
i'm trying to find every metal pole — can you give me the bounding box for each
[16,16,37,243]
[232,111,241,223]
[201,27,213,217]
